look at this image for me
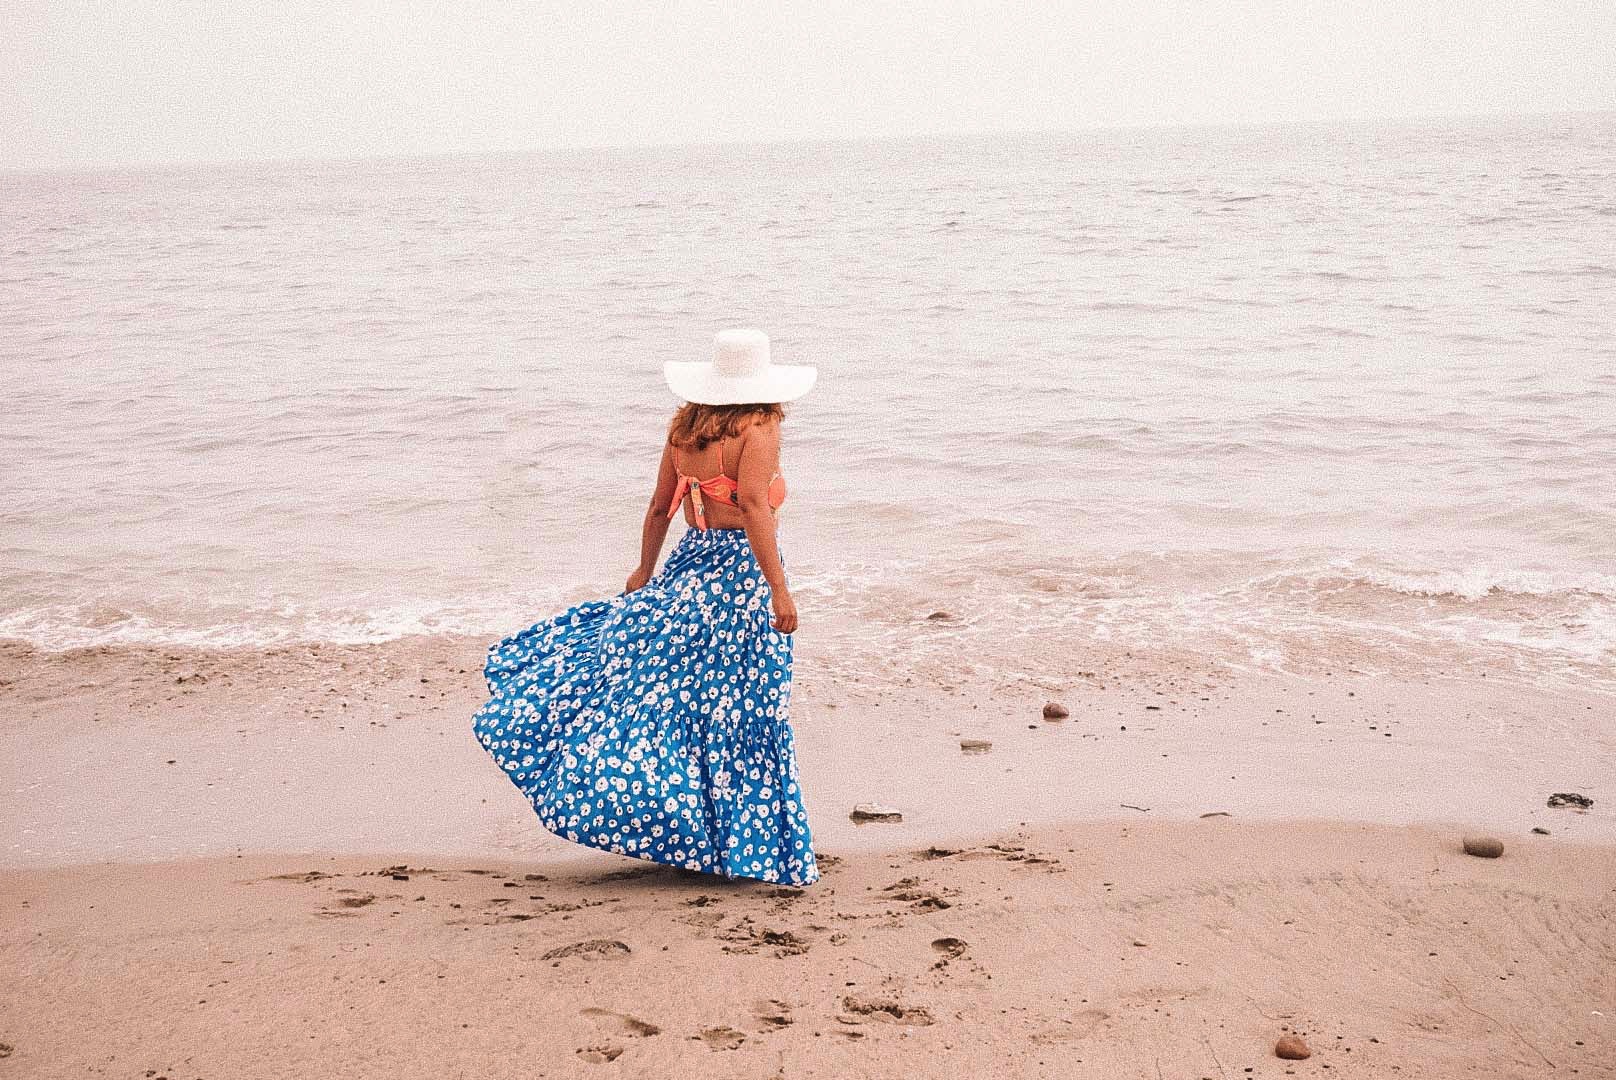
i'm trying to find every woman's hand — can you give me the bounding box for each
[771,588,798,634]
[625,567,651,594]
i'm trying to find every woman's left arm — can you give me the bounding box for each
[627,441,677,592]
[736,420,797,633]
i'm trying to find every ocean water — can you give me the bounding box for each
[4,112,1614,688]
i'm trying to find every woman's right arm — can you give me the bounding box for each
[735,420,797,633]
[627,441,677,593]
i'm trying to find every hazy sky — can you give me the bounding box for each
[5,0,1613,169]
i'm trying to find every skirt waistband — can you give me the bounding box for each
[675,526,755,547]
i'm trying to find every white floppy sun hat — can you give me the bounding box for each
[663,329,818,405]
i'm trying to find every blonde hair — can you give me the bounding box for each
[667,402,785,450]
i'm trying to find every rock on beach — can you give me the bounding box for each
[1275,1034,1312,1060]
[849,804,903,824]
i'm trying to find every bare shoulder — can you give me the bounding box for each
[741,414,782,448]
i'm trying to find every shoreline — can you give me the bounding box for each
[4,634,1613,871]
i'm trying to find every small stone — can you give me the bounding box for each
[850,804,903,824]
[1547,792,1593,809]
[1531,826,1550,835]
[1462,836,1504,858]
[1275,1034,1311,1060]
[959,738,993,754]
[1042,702,1069,720]
[926,611,955,621]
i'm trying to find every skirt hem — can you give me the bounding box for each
[529,801,821,887]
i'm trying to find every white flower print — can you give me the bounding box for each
[470,528,818,887]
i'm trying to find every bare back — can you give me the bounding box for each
[667,418,782,531]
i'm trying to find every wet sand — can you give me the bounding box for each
[2,636,1614,1076]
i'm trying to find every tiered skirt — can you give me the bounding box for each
[472,527,818,886]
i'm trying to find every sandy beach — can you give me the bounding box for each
[4,637,1613,1078]
[8,6,1616,1075]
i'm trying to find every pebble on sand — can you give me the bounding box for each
[850,804,904,824]
[1275,1035,1312,1060]
[959,738,993,754]
[1042,701,1069,720]
[1462,836,1504,858]
[1547,792,1593,809]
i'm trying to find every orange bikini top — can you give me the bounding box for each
[665,441,786,530]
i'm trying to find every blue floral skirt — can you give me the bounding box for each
[472,527,819,886]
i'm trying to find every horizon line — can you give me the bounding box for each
[5,105,1612,178]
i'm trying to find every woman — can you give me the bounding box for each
[472,329,820,886]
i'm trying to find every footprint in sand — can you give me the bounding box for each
[929,936,990,981]
[1030,1008,1110,1045]
[841,994,936,1026]
[913,847,962,861]
[542,939,631,961]
[365,863,442,879]
[882,878,953,911]
[751,999,794,1031]
[716,917,813,956]
[915,842,1063,872]
[313,890,378,917]
[581,1008,661,1038]
[576,1045,624,1064]
[697,1026,747,1051]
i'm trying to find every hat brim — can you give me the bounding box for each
[663,361,817,405]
